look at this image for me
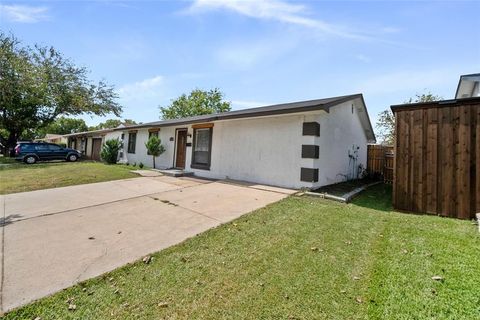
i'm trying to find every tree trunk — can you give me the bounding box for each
[153,156,156,169]
[5,131,20,157]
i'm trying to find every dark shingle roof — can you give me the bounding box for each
[119,93,363,130]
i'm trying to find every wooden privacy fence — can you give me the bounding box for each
[391,97,480,220]
[367,145,394,183]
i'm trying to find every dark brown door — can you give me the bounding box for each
[175,130,187,168]
[91,138,102,161]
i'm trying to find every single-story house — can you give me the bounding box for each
[35,134,68,145]
[109,94,375,189]
[64,128,123,161]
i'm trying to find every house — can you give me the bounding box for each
[63,128,122,161]
[112,94,375,189]
[35,134,68,145]
[455,73,480,98]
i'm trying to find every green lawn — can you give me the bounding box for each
[0,161,138,194]
[0,156,16,164]
[5,185,479,319]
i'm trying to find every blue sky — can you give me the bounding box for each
[1,0,479,131]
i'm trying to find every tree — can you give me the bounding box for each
[89,119,137,131]
[100,138,122,164]
[160,88,231,120]
[0,33,122,155]
[404,92,442,104]
[375,110,395,145]
[376,92,443,145]
[36,117,88,137]
[145,135,165,169]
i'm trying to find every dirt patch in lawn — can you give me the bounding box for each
[312,178,380,197]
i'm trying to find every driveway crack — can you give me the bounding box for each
[75,241,108,283]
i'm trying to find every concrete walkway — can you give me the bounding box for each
[0,176,295,313]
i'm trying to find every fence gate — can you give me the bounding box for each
[367,145,394,183]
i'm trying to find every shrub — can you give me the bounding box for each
[139,162,144,169]
[100,138,122,164]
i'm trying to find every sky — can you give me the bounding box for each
[1,0,479,132]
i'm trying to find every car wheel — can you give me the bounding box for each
[68,154,78,162]
[24,155,37,164]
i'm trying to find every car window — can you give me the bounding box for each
[48,144,61,151]
[21,144,35,151]
[35,144,49,151]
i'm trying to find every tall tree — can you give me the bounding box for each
[376,92,442,145]
[0,33,122,155]
[160,88,231,120]
[37,117,88,137]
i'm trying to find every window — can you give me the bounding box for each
[22,144,35,151]
[34,144,49,151]
[191,127,212,170]
[127,132,136,153]
[48,144,61,151]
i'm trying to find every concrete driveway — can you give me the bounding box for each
[0,175,294,313]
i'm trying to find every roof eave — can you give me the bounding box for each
[114,94,363,131]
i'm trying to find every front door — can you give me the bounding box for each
[91,138,102,161]
[175,129,187,168]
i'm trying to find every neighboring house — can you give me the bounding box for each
[113,94,375,189]
[63,127,123,161]
[455,73,480,99]
[36,134,68,145]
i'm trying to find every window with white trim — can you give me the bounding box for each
[191,127,212,169]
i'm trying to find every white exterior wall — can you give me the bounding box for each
[121,98,370,189]
[187,115,308,189]
[311,100,368,188]
[123,128,176,168]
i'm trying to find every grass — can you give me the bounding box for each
[0,161,138,194]
[4,185,479,319]
[0,156,16,165]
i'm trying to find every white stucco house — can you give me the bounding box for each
[65,127,124,161]
[105,94,375,189]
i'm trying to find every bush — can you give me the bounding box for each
[145,135,166,169]
[100,138,122,164]
[139,162,144,169]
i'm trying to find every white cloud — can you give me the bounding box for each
[354,54,371,63]
[381,27,401,34]
[187,0,371,40]
[355,69,455,96]
[0,4,49,23]
[117,76,165,101]
[216,42,276,69]
[215,34,302,69]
